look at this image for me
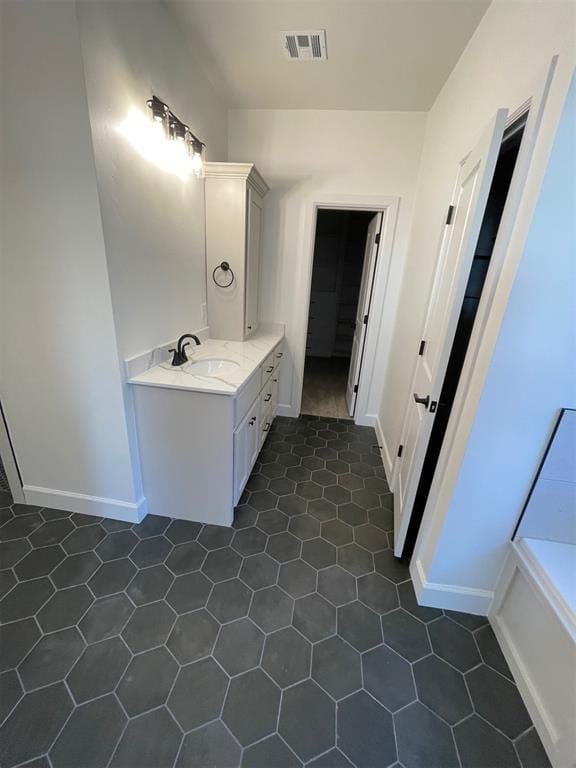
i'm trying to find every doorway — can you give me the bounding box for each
[301,209,380,419]
[399,113,527,559]
[0,401,24,503]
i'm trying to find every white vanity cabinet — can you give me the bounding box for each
[205,163,269,341]
[131,336,284,526]
[232,348,283,504]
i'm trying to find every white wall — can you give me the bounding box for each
[0,0,140,511]
[380,1,575,459]
[228,109,427,417]
[77,0,228,360]
[517,409,576,545]
[421,69,575,594]
[0,0,229,519]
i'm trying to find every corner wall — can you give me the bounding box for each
[380,0,575,461]
[228,109,427,418]
[0,0,229,519]
[0,0,140,515]
[388,0,575,609]
[420,70,575,597]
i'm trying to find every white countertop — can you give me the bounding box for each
[128,329,284,396]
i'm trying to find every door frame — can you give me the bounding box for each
[0,402,25,503]
[295,195,400,431]
[405,56,568,610]
[345,211,383,418]
[393,106,509,556]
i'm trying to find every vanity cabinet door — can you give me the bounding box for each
[246,400,260,471]
[233,398,259,504]
[244,188,263,337]
[271,364,281,415]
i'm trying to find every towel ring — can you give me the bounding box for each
[212,261,235,288]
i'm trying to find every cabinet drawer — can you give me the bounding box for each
[273,342,285,366]
[234,370,260,429]
[260,378,274,414]
[260,341,285,389]
[260,405,274,448]
[261,363,280,419]
[260,353,275,389]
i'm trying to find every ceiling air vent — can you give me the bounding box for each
[280,30,327,61]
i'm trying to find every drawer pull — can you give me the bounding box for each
[266,366,274,373]
[249,417,256,426]
[275,352,283,359]
[273,378,278,383]
[263,422,271,432]
[264,394,272,402]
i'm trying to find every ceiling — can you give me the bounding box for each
[166,0,490,111]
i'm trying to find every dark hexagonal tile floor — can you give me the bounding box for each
[0,416,546,768]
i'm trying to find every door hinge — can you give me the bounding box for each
[397,444,404,458]
[418,339,426,356]
[375,233,381,245]
[363,314,369,325]
[353,384,358,394]
[446,205,455,225]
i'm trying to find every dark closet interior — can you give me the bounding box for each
[302,210,373,417]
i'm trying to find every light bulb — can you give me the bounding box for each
[119,103,205,181]
[147,96,168,124]
[192,150,203,177]
[191,138,204,177]
[118,109,189,179]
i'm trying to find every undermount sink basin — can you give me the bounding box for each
[185,358,240,377]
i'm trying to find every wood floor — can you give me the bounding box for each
[301,356,351,418]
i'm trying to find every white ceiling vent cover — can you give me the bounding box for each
[280,30,327,61]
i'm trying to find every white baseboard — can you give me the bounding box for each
[372,415,393,484]
[277,403,298,418]
[23,485,147,523]
[411,558,493,615]
[355,413,375,428]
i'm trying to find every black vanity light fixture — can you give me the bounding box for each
[146,95,205,178]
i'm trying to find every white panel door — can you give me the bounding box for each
[394,109,508,555]
[245,188,263,337]
[345,212,382,416]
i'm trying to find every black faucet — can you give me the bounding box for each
[168,333,201,366]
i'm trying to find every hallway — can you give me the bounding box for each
[301,358,350,419]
